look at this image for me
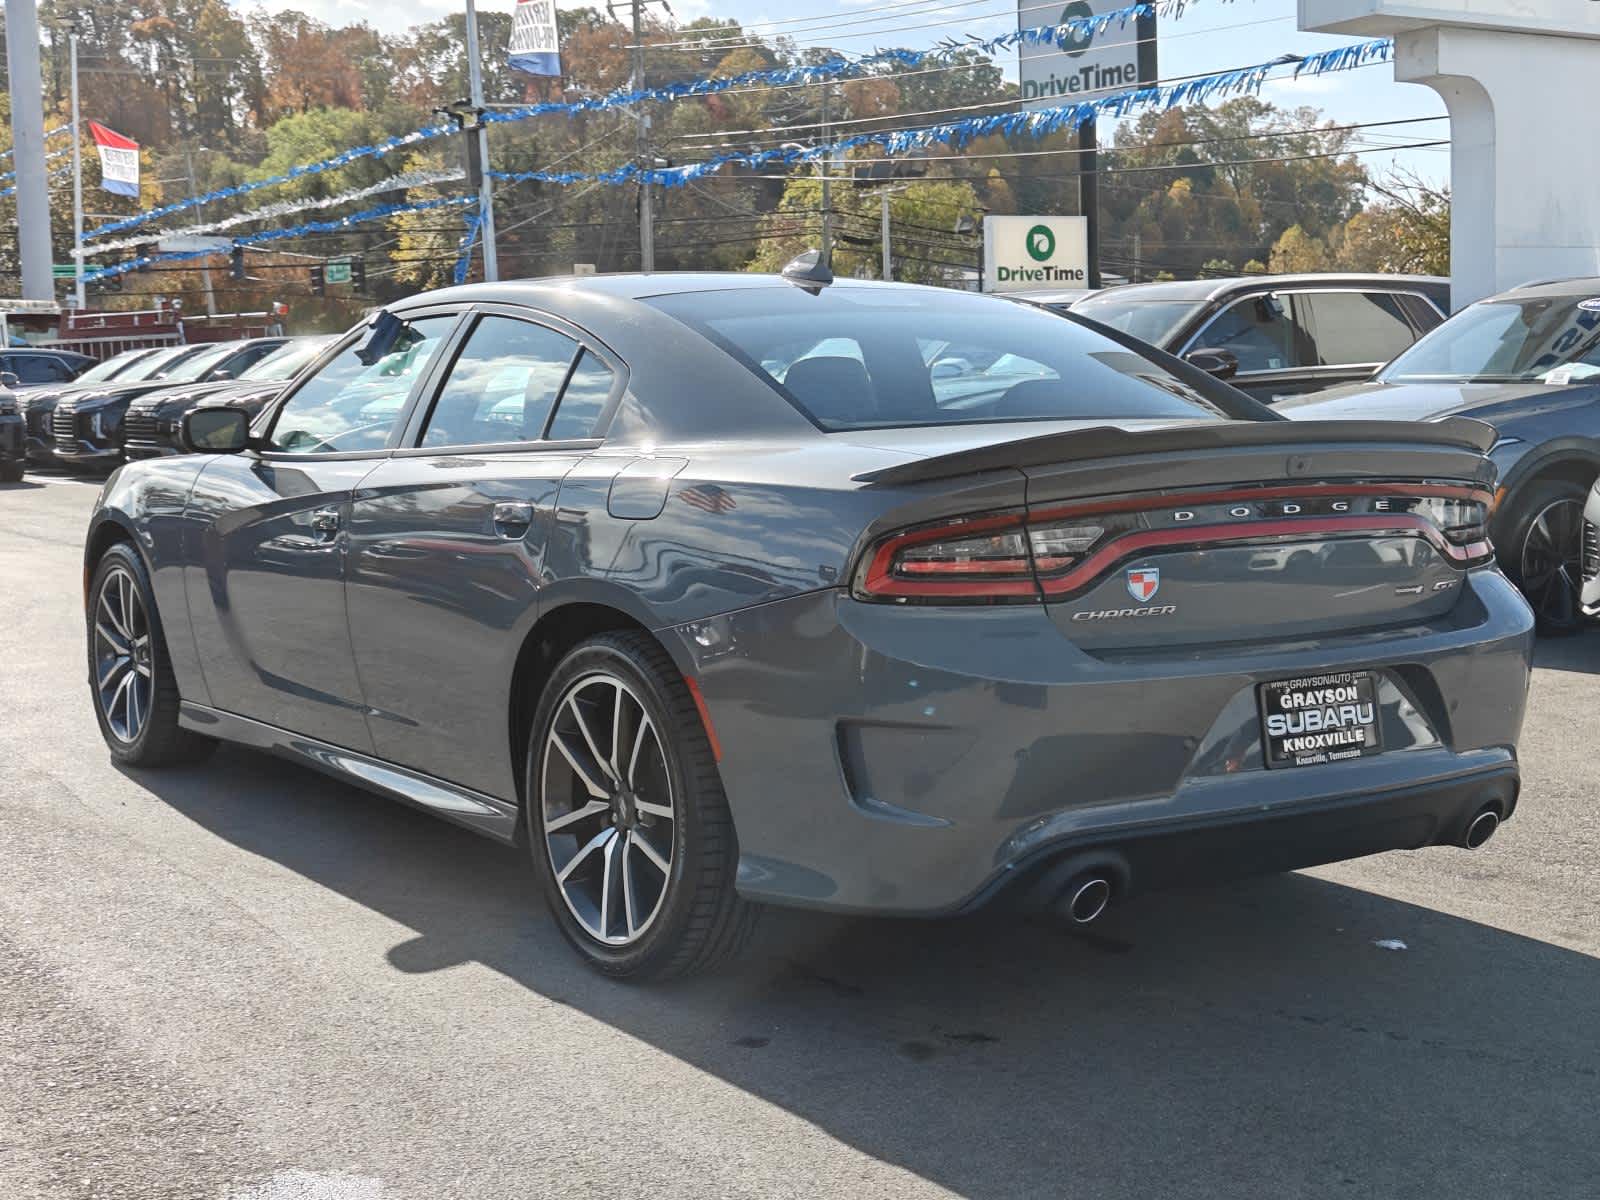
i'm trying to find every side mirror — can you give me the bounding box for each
[181,407,251,454]
[0,371,19,389]
[1184,348,1240,381]
[209,367,232,381]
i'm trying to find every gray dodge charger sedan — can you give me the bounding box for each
[83,273,1535,978]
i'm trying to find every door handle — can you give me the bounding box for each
[492,501,535,539]
[310,507,342,538]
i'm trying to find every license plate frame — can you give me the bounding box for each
[1258,671,1383,770]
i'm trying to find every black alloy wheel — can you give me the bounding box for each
[1504,479,1589,636]
[87,543,216,766]
[526,631,759,979]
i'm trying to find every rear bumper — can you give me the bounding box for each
[675,567,1534,915]
[960,764,1518,914]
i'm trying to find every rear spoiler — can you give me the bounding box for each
[852,417,1497,487]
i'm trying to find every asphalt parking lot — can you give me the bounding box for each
[2,470,1597,1200]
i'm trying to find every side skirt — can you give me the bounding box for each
[178,702,521,843]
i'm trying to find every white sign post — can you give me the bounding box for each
[983,215,1089,292]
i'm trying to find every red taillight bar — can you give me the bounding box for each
[856,482,1495,603]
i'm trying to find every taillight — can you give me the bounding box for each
[856,483,1495,605]
[856,512,1106,601]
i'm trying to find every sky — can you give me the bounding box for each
[240,0,1451,188]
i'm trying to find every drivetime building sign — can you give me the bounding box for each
[1018,0,1158,110]
[983,216,1089,292]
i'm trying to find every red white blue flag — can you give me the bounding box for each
[89,121,139,198]
[508,0,561,76]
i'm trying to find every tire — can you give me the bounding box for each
[526,631,759,980]
[1499,478,1590,636]
[86,542,217,767]
[0,458,22,483]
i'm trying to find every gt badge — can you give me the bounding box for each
[1126,567,1160,603]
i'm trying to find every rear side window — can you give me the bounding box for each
[1300,292,1419,366]
[1191,296,1301,372]
[647,287,1229,431]
[546,350,615,440]
[421,316,578,447]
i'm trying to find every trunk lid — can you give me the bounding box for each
[854,419,1497,650]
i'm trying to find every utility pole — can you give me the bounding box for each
[881,191,891,281]
[630,0,653,271]
[1079,119,1100,289]
[5,0,56,302]
[818,83,832,263]
[183,145,218,315]
[463,0,499,281]
[68,22,85,310]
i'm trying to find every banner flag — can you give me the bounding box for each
[508,0,561,76]
[89,122,140,197]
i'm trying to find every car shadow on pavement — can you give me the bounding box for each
[131,746,1600,1199]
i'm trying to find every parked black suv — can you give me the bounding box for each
[0,386,24,481]
[123,336,334,459]
[15,346,181,466]
[1021,274,1451,403]
[53,338,285,470]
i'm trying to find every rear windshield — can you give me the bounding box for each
[646,286,1228,431]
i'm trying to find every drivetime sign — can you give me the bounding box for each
[983,215,1089,292]
[1018,0,1158,110]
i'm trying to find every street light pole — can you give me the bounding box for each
[69,24,85,310]
[463,0,500,281]
[5,0,56,302]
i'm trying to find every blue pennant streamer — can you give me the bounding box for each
[82,194,476,283]
[84,0,1202,240]
[454,211,484,285]
[487,37,1394,191]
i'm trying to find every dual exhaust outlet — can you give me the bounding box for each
[1035,799,1507,928]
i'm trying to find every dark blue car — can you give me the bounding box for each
[1281,277,1600,634]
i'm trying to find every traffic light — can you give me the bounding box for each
[230,244,245,280]
[309,264,325,297]
[351,257,366,291]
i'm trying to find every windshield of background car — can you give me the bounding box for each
[73,351,152,384]
[157,342,239,382]
[238,338,333,382]
[1068,295,1204,346]
[646,287,1230,431]
[114,346,195,382]
[1380,297,1600,383]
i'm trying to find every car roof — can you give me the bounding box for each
[1078,274,1450,304]
[1492,276,1600,300]
[391,272,954,309]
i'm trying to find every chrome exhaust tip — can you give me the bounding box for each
[1063,876,1112,925]
[1463,808,1501,850]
